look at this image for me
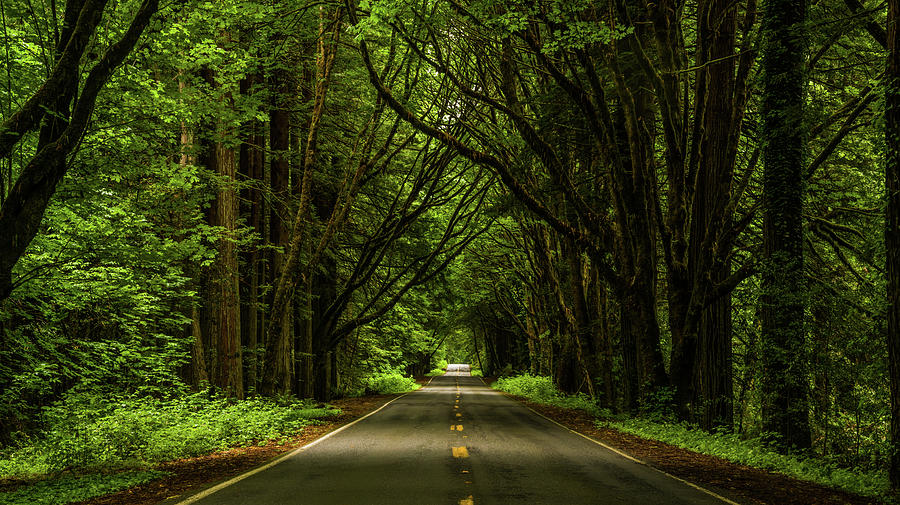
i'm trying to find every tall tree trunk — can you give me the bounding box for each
[885,0,900,487]
[190,305,209,387]
[263,7,341,399]
[239,75,265,393]
[759,0,810,450]
[590,263,616,408]
[210,118,243,399]
[261,62,294,396]
[201,60,244,399]
[619,300,640,412]
[692,0,737,430]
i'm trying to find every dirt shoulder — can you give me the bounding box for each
[72,394,402,505]
[514,397,880,505]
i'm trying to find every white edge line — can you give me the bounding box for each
[522,404,742,505]
[172,389,418,505]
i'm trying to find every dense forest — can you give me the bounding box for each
[2,0,900,500]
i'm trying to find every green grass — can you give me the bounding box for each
[425,367,446,376]
[608,418,888,498]
[0,470,167,505]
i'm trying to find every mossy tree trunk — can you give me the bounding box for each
[885,0,900,487]
[759,0,811,450]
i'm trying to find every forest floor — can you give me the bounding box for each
[510,395,881,505]
[71,393,403,505]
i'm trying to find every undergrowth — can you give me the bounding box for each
[609,419,888,498]
[492,373,606,417]
[363,372,420,395]
[0,470,166,505]
[0,392,340,479]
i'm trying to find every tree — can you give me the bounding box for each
[885,0,900,487]
[759,0,812,450]
[0,0,160,301]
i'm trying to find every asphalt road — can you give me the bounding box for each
[173,369,731,505]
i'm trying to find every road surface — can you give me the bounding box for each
[172,368,731,505]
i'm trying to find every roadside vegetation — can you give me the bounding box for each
[0,392,341,505]
[356,373,421,395]
[0,369,422,505]
[493,373,888,499]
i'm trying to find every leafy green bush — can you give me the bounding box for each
[425,368,446,376]
[469,369,483,377]
[0,392,340,479]
[365,373,421,394]
[494,373,559,401]
[0,470,166,505]
[607,418,888,498]
[492,373,606,417]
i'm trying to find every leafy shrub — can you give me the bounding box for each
[469,369,483,377]
[607,418,888,498]
[365,373,421,394]
[0,470,166,505]
[639,386,677,423]
[0,392,340,479]
[425,368,445,376]
[492,373,606,417]
[494,374,559,402]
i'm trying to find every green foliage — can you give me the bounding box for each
[607,419,888,498]
[0,392,339,479]
[639,387,678,424]
[0,470,167,505]
[362,373,421,395]
[469,369,483,378]
[493,374,606,417]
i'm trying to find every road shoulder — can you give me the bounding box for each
[515,398,878,505]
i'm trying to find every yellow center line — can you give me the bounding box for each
[455,412,462,418]
[459,496,474,505]
[451,446,469,458]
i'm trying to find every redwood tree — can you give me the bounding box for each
[885,0,900,487]
[759,0,811,450]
